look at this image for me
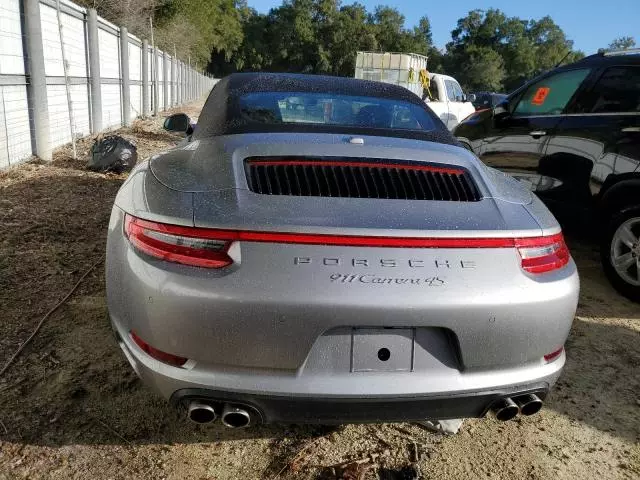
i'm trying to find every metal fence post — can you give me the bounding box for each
[120,26,130,126]
[22,0,52,160]
[87,8,102,133]
[175,61,180,105]
[185,63,189,101]
[171,55,176,107]
[182,62,186,102]
[180,62,185,103]
[152,46,159,115]
[163,51,168,111]
[142,39,149,117]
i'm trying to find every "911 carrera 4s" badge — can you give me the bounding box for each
[329,273,445,286]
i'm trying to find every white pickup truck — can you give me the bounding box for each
[424,73,476,130]
[353,52,475,130]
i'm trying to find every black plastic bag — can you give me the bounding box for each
[87,135,137,173]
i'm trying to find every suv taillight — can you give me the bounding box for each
[515,233,570,274]
[124,215,234,268]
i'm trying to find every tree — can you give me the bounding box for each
[207,2,582,96]
[608,36,636,50]
[75,0,245,66]
[329,3,378,76]
[213,1,434,78]
[457,46,506,92]
[444,9,582,92]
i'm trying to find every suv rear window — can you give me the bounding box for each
[513,68,591,116]
[239,92,437,131]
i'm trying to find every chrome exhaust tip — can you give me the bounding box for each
[491,398,519,421]
[221,404,251,428]
[187,401,217,424]
[514,394,543,416]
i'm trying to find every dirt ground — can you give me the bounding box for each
[0,101,638,480]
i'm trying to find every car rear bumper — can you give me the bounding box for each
[113,322,563,422]
[169,385,552,424]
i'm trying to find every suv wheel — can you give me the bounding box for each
[601,206,640,302]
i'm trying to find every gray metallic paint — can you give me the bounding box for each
[106,132,579,422]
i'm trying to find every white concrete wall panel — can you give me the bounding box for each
[129,42,141,81]
[0,0,210,168]
[101,83,121,127]
[40,4,86,77]
[47,84,90,148]
[0,0,25,75]
[129,84,141,119]
[0,86,31,167]
[98,27,119,78]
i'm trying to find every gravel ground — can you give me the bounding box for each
[0,101,638,480]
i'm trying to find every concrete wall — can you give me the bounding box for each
[0,0,216,168]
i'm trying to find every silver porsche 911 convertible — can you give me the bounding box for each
[106,73,579,428]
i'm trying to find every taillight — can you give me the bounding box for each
[124,214,570,274]
[124,215,233,268]
[130,331,188,367]
[515,233,570,274]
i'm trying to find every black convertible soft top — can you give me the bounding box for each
[193,72,459,146]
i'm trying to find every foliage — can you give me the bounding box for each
[210,4,585,94]
[75,0,243,66]
[608,36,636,50]
[443,9,583,92]
[76,0,586,93]
[209,0,432,78]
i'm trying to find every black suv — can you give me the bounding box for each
[454,51,640,301]
[471,92,508,111]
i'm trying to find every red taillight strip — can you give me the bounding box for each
[125,215,570,273]
[125,215,233,268]
[247,159,465,176]
[126,215,565,250]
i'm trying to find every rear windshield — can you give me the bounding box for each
[238,92,436,131]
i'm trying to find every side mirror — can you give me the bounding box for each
[163,113,193,135]
[467,93,476,103]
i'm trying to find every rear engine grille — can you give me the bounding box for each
[245,158,481,201]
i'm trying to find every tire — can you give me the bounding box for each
[600,206,640,302]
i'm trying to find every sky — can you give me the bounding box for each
[247,0,639,55]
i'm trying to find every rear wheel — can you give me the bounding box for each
[601,206,640,302]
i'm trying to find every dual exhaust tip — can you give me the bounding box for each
[188,393,543,426]
[491,394,543,421]
[187,401,252,428]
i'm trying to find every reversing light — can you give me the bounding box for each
[515,233,570,274]
[130,331,188,367]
